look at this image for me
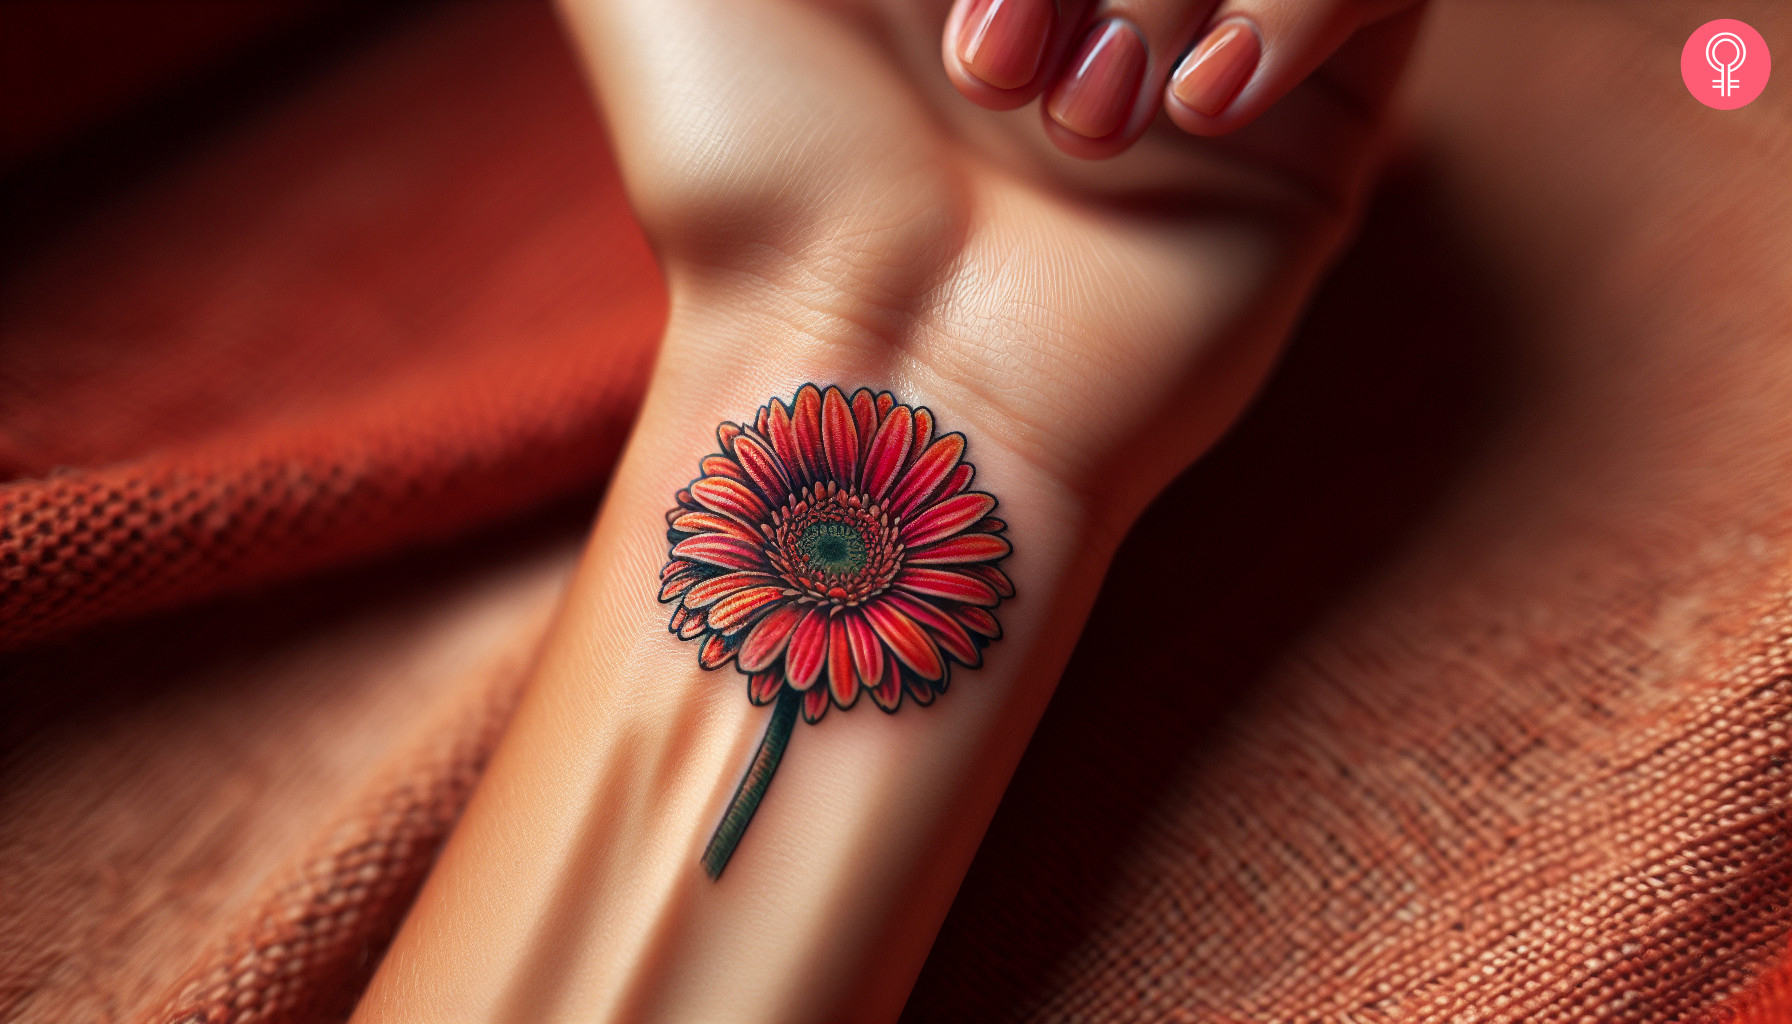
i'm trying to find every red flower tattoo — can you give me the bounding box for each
[660,384,1012,877]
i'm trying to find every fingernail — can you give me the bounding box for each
[1171,20,1261,117]
[1046,20,1147,140]
[957,0,1054,91]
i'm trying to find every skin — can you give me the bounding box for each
[352,0,1425,1020]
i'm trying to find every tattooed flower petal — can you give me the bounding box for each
[827,617,857,708]
[672,533,766,571]
[691,476,768,523]
[738,602,805,671]
[895,566,999,607]
[709,586,790,633]
[749,670,782,705]
[861,405,913,501]
[684,571,785,610]
[862,599,944,680]
[784,607,831,692]
[902,491,996,548]
[906,532,1011,565]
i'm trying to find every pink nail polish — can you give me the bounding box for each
[957,0,1054,91]
[1171,20,1261,117]
[1046,20,1147,140]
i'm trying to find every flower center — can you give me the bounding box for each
[764,482,903,605]
[797,522,867,576]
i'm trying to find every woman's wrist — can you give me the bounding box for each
[353,299,1125,1022]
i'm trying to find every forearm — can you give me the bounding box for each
[352,294,1124,1023]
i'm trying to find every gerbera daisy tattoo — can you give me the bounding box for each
[659,384,1012,878]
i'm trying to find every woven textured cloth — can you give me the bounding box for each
[0,0,661,651]
[3,2,1790,1023]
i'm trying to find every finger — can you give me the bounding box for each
[1163,0,1419,137]
[1037,0,1223,159]
[1186,5,1427,215]
[943,0,1096,111]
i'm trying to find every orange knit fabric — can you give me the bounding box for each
[0,1,663,651]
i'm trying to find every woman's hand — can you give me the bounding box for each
[353,3,1427,1022]
[563,0,1423,527]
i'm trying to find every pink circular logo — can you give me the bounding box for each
[1682,20,1770,109]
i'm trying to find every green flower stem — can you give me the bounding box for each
[702,686,800,879]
